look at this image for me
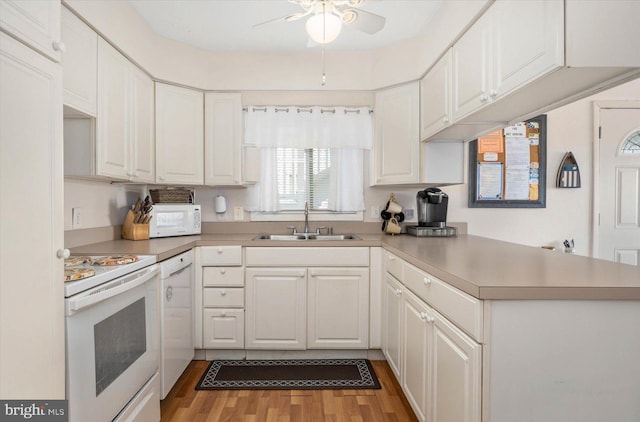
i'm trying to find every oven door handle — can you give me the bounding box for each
[68,266,159,314]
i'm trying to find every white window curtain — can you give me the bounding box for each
[245,106,371,213]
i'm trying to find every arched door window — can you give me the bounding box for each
[620,130,640,154]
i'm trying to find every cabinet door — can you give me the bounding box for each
[96,38,129,179]
[155,83,204,185]
[451,11,491,121]
[382,274,404,378]
[431,311,482,422]
[420,49,452,141]
[0,0,61,62]
[204,93,243,186]
[307,267,369,349]
[130,66,155,182]
[0,32,64,398]
[492,0,563,99]
[245,268,307,350]
[203,309,244,349]
[402,291,432,422]
[61,7,97,116]
[372,82,420,185]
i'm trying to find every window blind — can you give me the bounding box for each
[276,148,331,210]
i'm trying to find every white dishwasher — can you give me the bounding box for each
[159,250,194,399]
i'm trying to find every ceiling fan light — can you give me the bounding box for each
[306,12,342,44]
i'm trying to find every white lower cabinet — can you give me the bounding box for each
[199,246,244,349]
[382,274,403,378]
[203,309,244,349]
[307,267,369,349]
[245,268,307,350]
[431,310,482,422]
[383,251,482,422]
[402,290,431,422]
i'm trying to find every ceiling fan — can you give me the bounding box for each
[254,0,386,44]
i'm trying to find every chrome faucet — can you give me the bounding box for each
[303,201,310,234]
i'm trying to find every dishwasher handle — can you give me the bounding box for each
[67,266,159,315]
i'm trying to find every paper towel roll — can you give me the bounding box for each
[215,195,227,213]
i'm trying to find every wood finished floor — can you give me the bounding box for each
[161,360,418,422]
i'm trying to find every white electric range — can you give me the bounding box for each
[64,254,161,422]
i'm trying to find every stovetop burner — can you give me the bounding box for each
[64,254,157,297]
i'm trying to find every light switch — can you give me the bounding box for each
[72,207,82,229]
[233,206,244,221]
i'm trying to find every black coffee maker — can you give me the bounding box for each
[407,188,457,237]
[417,187,448,228]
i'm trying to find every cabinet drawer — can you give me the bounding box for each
[203,287,244,308]
[404,262,483,341]
[203,266,244,287]
[384,252,403,281]
[200,246,242,266]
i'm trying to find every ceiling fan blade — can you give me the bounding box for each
[252,12,306,28]
[342,7,386,34]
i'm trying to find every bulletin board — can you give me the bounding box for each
[468,115,546,208]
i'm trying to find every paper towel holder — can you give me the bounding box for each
[215,195,227,213]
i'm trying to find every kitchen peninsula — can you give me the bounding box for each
[71,231,640,422]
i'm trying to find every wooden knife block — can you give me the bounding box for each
[121,210,149,240]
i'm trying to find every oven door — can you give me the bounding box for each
[66,265,159,422]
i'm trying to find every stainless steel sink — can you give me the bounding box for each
[254,234,360,241]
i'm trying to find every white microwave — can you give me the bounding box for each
[149,204,201,238]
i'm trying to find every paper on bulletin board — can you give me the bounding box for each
[477,162,503,200]
[505,137,530,169]
[505,168,530,200]
[478,130,504,153]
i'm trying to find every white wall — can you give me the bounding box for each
[444,77,640,255]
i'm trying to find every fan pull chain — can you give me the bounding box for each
[321,2,327,86]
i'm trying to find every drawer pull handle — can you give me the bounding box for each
[395,288,402,296]
[220,290,227,296]
[424,277,432,286]
[389,256,395,261]
[217,248,223,254]
[166,286,173,301]
[299,272,305,278]
[221,311,227,317]
[221,269,226,275]
[427,316,435,324]
[419,312,427,321]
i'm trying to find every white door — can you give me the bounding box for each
[245,268,307,350]
[204,92,243,186]
[130,65,155,183]
[0,32,64,398]
[155,83,204,185]
[402,290,431,422]
[372,82,420,185]
[420,49,451,140]
[307,267,369,349]
[202,308,244,349]
[382,274,403,379]
[598,106,640,265]
[431,311,482,422]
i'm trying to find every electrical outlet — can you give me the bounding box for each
[72,207,82,229]
[371,205,380,219]
[405,208,415,220]
[233,206,244,221]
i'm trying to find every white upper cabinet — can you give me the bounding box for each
[491,0,564,99]
[451,10,492,122]
[452,0,563,122]
[420,49,452,141]
[0,0,62,62]
[372,82,420,185]
[96,38,129,179]
[204,93,243,186]
[95,38,154,182]
[130,65,155,183]
[62,7,97,116]
[155,83,204,185]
